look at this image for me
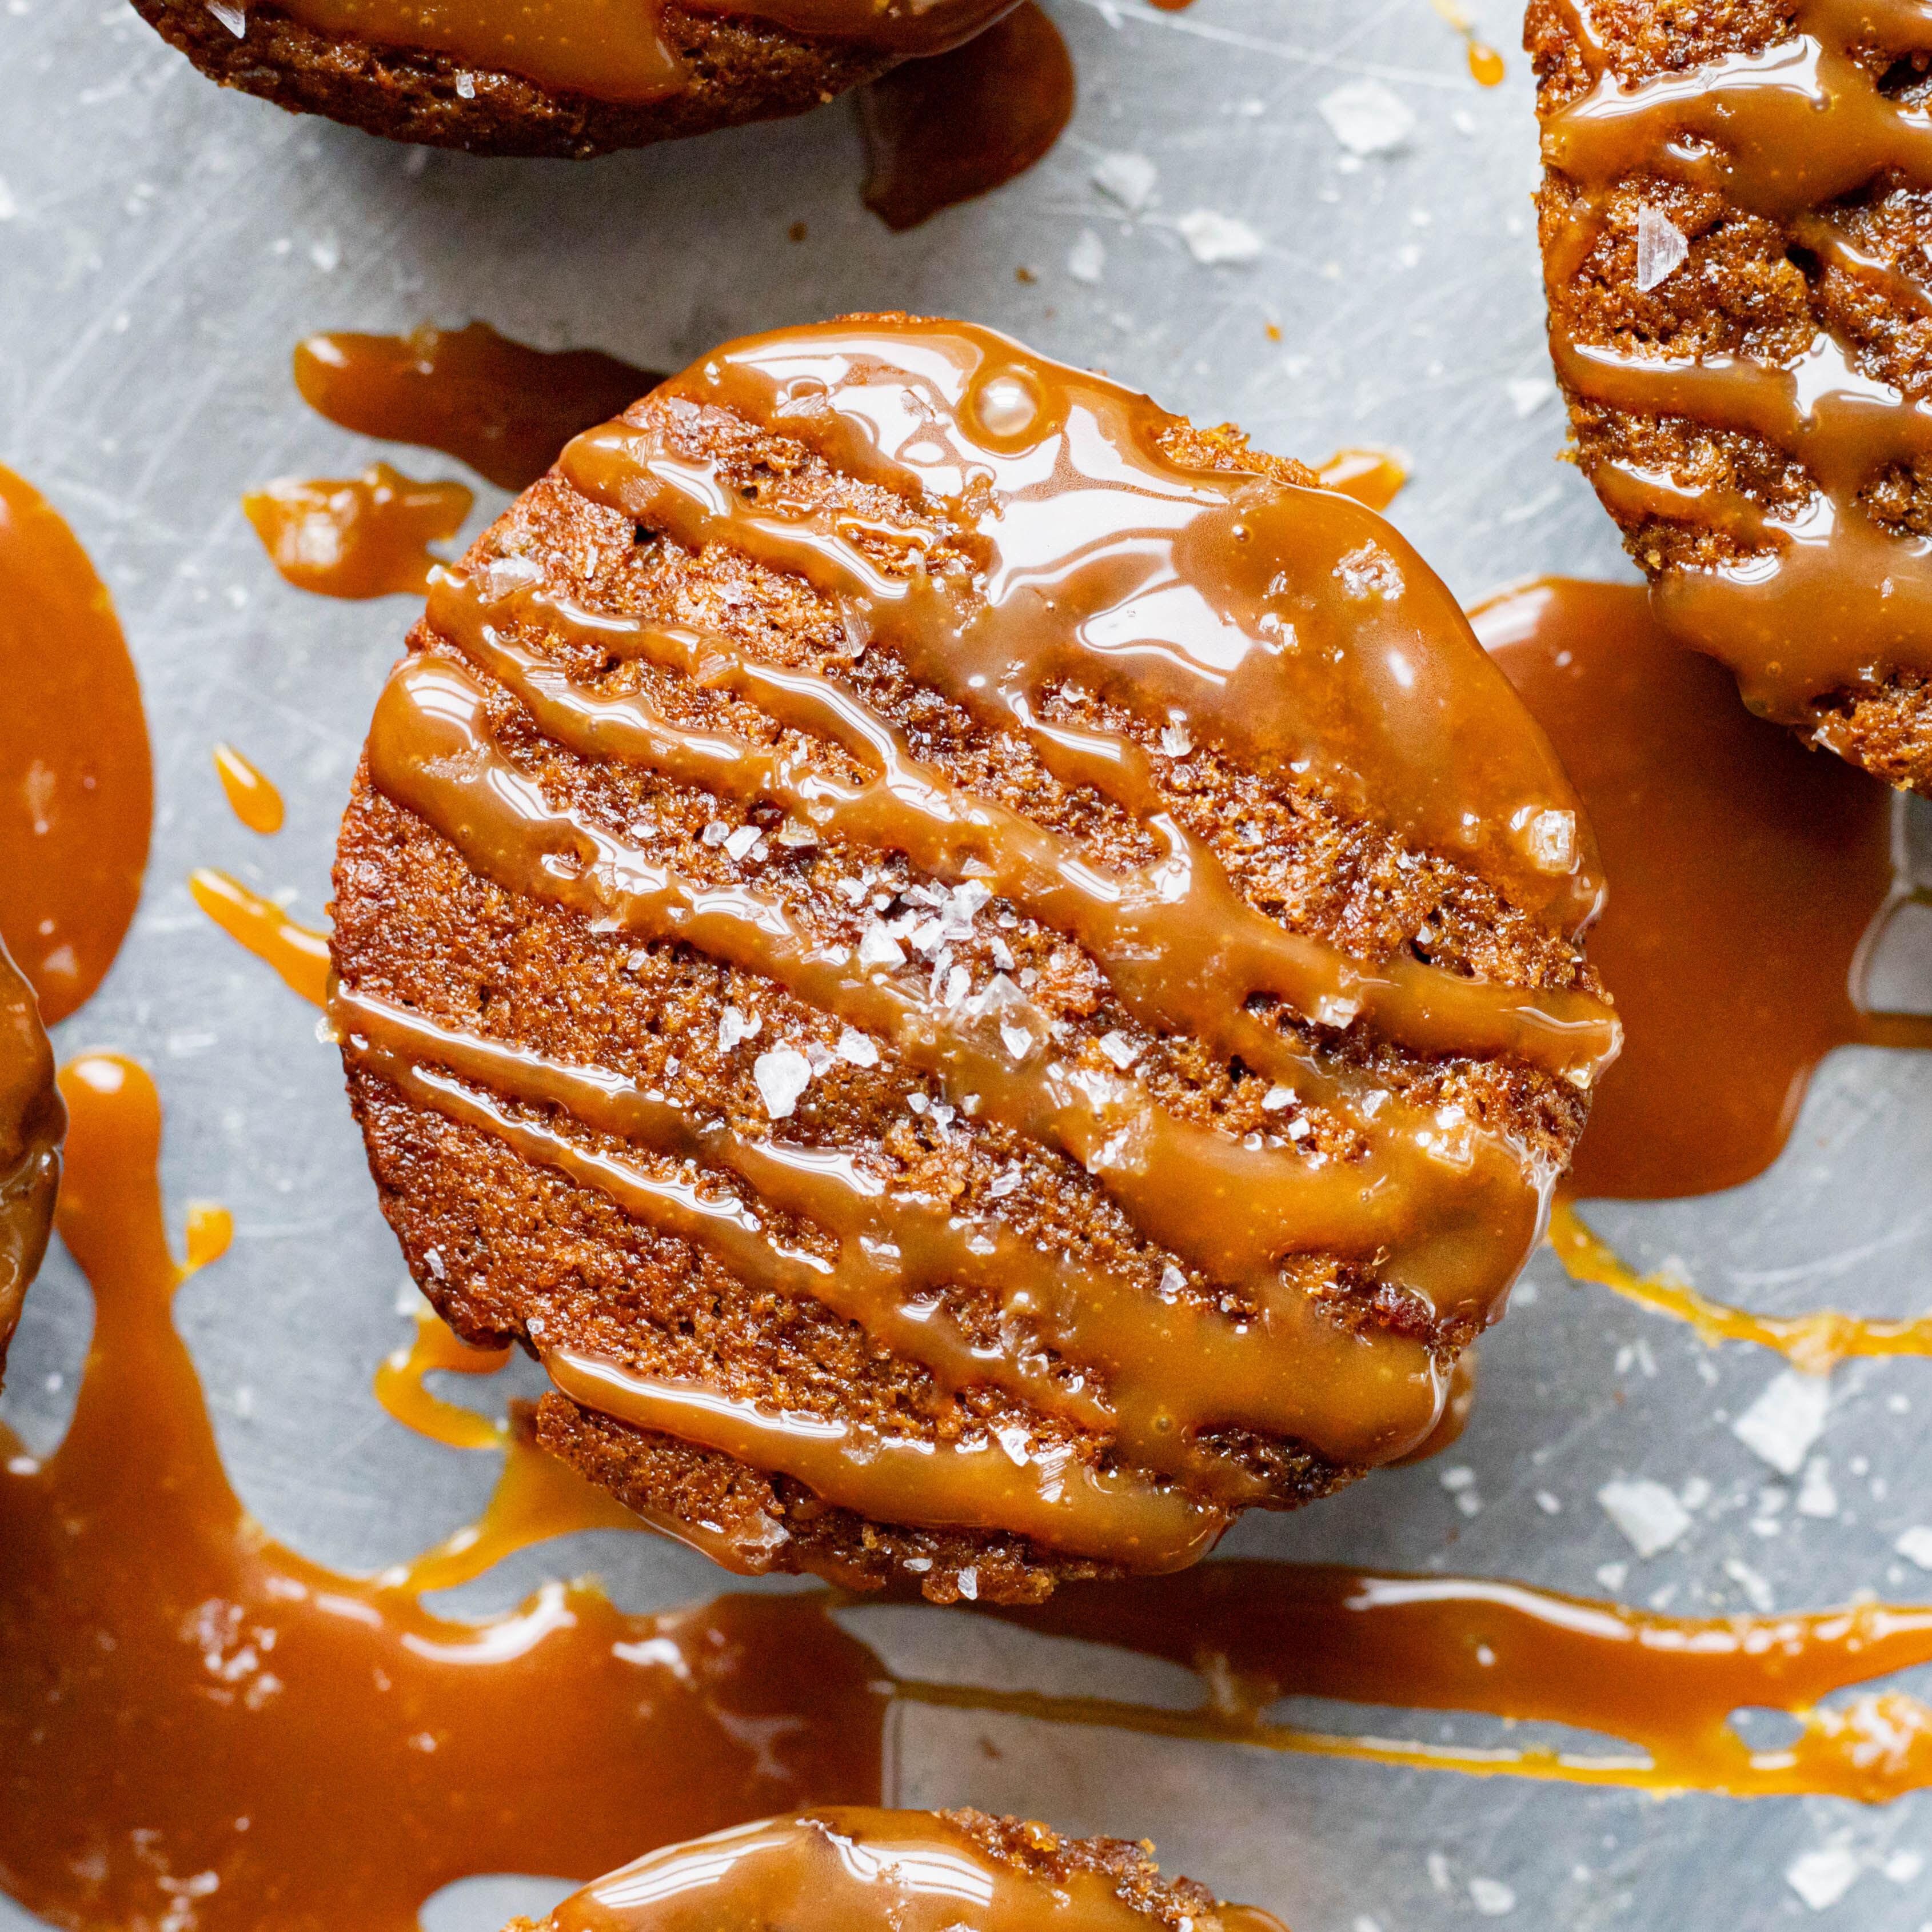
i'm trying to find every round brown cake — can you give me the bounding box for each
[129,0,1007,158]
[1532,0,1932,793]
[508,1809,1286,1932]
[0,937,62,1390]
[330,313,1618,1603]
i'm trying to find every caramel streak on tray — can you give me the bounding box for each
[1536,0,1932,756]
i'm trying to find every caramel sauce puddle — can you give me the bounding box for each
[296,323,662,494]
[242,462,472,600]
[0,1056,888,1932]
[213,744,286,836]
[857,4,1075,232]
[1474,578,1932,1368]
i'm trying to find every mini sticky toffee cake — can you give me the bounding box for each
[0,938,62,1388]
[505,1810,1287,1932]
[330,315,1619,1603]
[130,0,1013,158]
[1533,0,1932,793]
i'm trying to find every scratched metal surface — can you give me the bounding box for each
[4,1,1932,1926]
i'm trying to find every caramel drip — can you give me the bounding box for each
[338,985,1444,1478]
[273,0,1013,105]
[189,867,333,1007]
[242,461,472,600]
[0,462,153,1023]
[295,322,663,493]
[0,1054,888,1932]
[1550,1200,1932,1373]
[1540,0,1932,721]
[213,742,286,835]
[1312,446,1409,512]
[946,1560,1932,1802]
[558,317,1606,936]
[549,1812,1284,1932]
[1430,0,1503,86]
[857,4,1075,232]
[1472,578,1928,1198]
[0,937,62,1375]
[375,1302,514,1451]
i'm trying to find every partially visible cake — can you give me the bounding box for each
[506,1809,1288,1932]
[129,0,1015,158]
[1533,0,1932,792]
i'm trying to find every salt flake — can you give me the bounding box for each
[1635,204,1690,293]
[1786,1846,1861,1912]
[1177,210,1263,267]
[1597,1476,1691,1556]
[1318,79,1416,157]
[1093,150,1157,213]
[1733,1370,1829,1476]
[1067,229,1106,285]
[1894,1524,1932,1570]
[752,1047,812,1120]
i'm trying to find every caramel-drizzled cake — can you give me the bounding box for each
[330,315,1619,1602]
[0,937,62,1388]
[1534,0,1932,793]
[129,0,1013,158]
[506,1810,1287,1932]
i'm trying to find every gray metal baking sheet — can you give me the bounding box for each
[4,1,1932,1926]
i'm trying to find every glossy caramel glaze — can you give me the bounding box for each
[295,323,664,493]
[857,4,1073,232]
[0,1055,887,1932]
[1474,577,1929,1199]
[949,1560,1932,1801]
[242,461,472,599]
[0,462,153,1023]
[1533,0,1932,787]
[275,0,1015,103]
[214,743,286,834]
[334,316,1616,1598]
[0,938,62,1384]
[541,1810,1284,1932]
[1311,446,1408,512]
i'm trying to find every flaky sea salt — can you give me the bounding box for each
[1093,150,1157,213]
[1635,204,1690,292]
[1099,1031,1139,1069]
[1786,1846,1861,1912]
[717,1005,761,1052]
[1067,230,1105,285]
[722,824,760,861]
[856,921,905,969]
[1318,79,1416,157]
[835,1028,879,1068]
[1733,1370,1829,1475]
[1597,1476,1691,1556]
[1335,542,1403,601]
[1894,1525,1932,1570]
[753,1047,812,1120]
[204,0,247,35]
[1177,210,1263,267]
[1467,1879,1515,1918]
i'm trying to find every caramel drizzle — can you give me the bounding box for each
[357,321,1625,1554]
[0,939,62,1370]
[557,319,1606,939]
[369,653,1501,1346]
[1541,0,1932,719]
[426,567,1564,1323]
[549,1811,1283,1932]
[337,986,1440,1482]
